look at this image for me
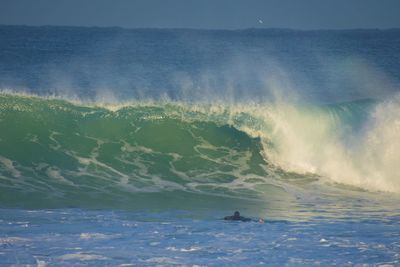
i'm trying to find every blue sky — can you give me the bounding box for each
[1,0,400,29]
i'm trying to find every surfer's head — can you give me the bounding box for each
[234,211,240,217]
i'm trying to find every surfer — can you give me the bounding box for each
[224,211,251,222]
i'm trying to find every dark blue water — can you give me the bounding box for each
[1,25,400,266]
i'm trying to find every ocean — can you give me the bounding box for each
[0,25,400,266]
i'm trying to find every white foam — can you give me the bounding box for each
[46,167,75,186]
[79,232,120,240]
[261,95,400,193]
[0,237,30,244]
[35,259,46,267]
[59,253,108,261]
[167,246,202,252]
[145,257,181,264]
[0,156,21,178]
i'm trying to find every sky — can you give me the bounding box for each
[1,0,400,30]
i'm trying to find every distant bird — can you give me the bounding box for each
[258,19,263,24]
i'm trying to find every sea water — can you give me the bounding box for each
[0,25,400,266]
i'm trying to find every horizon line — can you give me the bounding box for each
[1,23,400,32]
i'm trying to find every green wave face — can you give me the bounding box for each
[0,94,284,211]
[2,93,398,216]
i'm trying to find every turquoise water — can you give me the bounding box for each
[0,26,400,265]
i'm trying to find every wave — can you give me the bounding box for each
[0,93,399,210]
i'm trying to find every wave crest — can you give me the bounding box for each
[0,93,399,210]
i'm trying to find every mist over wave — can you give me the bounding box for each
[1,26,400,103]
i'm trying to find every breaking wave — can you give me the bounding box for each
[0,92,399,210]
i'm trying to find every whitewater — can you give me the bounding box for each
[0,25,400,266]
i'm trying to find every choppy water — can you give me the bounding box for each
[1,209,400,266]
[0,25,400,266]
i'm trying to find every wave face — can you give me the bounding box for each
[1,94,399,212]
[0,94,273,210]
